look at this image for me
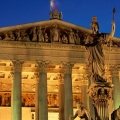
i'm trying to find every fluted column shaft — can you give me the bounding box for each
[37,61,48,120]
[12,60,23,120]
[81,78,89,109]
[111,69,120,109]
[63,62,73,120]
[59,74,64,120]
[35,74,39,120]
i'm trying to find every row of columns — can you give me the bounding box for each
[11,60,120,120]
[11,60,76,120]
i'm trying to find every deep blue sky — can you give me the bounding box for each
[0,0,120,37]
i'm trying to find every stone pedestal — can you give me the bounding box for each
[88,82,113,120]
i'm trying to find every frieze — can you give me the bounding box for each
[0,83,12,91]
[0,92,81,108]
[0,82,81,93]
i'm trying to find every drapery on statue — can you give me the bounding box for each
[111,106,120,120]
[72,102,92,120]
[85,16,115,83]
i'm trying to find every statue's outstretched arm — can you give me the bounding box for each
[107,21,115,42]
[110,21,116,38]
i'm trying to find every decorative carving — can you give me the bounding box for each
[61,34,68,44]
[16,31,22,41]
[50,9,62,20]
[109,65,119,76]
[84,16,115,84]
[44,32,49,43]
[72,86,81,93]
[31,27,37,42]
[22,94,35,107]
[12,60,24,72]
[22,83,35,92]
[111,106,120,120]
[88,82,113,120]
[37,61,49,73]
[90,16,99,34]
[73,102,91,120]
[37,27,44,42]
[59,73,64,84]
[50,24,60,42]
[73,94,81,107]
[86,16,116,120]
[74,30,81,44]
[0,83,12,91]
[4,33,12,41]
[62,62,74,74]
[68,29,75,44]
[0,93,11,106]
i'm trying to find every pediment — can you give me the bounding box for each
[0,19,92,45]
[0,19,120,46]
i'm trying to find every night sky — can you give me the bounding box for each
[0,0,120,37]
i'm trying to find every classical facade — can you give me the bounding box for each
[0,9,120,120]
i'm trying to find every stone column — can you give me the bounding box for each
[81,75,89,109]
[87,69,95,120]
[37,61,48,120]
[63,62,73,120]
[110,66,120,110]
[10,72,13,119]
[81,66,90,110]
[58,74,64,120]
[12,60,23,120]
[34,73,39,120]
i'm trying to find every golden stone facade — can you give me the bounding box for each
[0,9,120,120]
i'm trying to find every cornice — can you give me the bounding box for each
[0,41,86,51]
[0,41,119,52]
[0,19,91,34]
[103,45,120,53]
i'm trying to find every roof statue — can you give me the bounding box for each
[50,9,62,20]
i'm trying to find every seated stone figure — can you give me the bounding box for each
[111,106,120,120]
[73,102,92,120]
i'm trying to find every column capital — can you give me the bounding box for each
[12,60,24,72]
[37,61,50,73]
[62,62,74,74]
[109,65,119,77]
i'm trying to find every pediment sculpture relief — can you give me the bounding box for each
[0,24,86,45]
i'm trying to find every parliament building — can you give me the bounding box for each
[0,9,120,120]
